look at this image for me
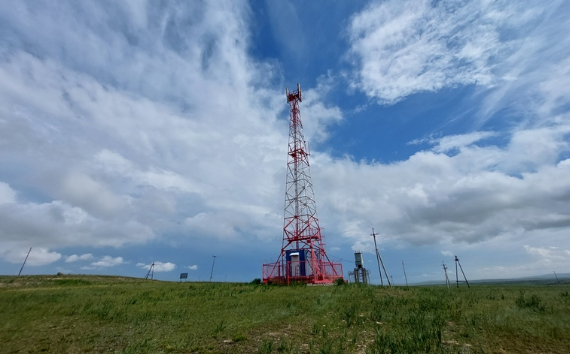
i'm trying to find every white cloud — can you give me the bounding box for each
[58,172,129,219]
[524,245,570,261]
[313,129,570,247]
[347,0,517,104]
[332,1,570,258]
[91,256,124,268]
[347,0,570,141]
[0,1,290,260]
[430,132,497,153]
[441,250,454,258]
[188,265,198,270]
[154,262,176,272]
[0,197,154,252]
[299,76,344,144]
[0,182,16,204]
[137,261,176,272]
[65,254,94,263]
[1,247,61,266]
[347,0,570,120]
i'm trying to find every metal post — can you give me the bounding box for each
[18,248,32,276]
[145,262,155,280]
[371,228,391,286]
[402,260,409,288]
[455,255,470,288]
[443,262,450,289]
[455,256,459,288]
[210,256,217,282]
[371,228,383,286]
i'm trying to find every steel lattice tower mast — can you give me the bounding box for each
[263,84,343,285]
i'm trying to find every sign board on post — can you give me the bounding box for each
[180,273,188,281]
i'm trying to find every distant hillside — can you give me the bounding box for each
[414,273,570,286]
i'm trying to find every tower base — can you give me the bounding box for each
[262,257,343,285]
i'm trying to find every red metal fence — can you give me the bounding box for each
[263,260,343,285]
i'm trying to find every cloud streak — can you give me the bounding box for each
[347,0,570,123]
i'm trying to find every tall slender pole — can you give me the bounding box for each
[455,255,470,288]
[402,260,409,288]
[145,262,155,280]
[18,248,32,276]
[553,271,560,284]
[443,262,450,289]
[371,228,391,286]
[209,256,217,282]
[455,256,459,288]
[371,228,383,286]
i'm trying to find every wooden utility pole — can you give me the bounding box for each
[209,256,217,282]
[455,255,470,288]
[371,228,391,286]
[18,248,32,276]
[145,262,155,280]
[443,262,450,289]
[402,260,409,288]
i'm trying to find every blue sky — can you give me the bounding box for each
[1,0,570,284]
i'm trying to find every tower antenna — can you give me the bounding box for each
[371,228,391,286]
[262,84,343,285]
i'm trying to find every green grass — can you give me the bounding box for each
[0,275,569,353]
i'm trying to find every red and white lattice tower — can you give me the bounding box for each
[262,84,343,285]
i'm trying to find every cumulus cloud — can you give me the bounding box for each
[0,198,154,252]
[90,256,125,268]
[137,261,176,272]
[298,76,344,144]
[329,0,570,263]
[314,146,570,247]
[0,247,61,266]
[0,182,16,204]
[0,1,290,262]
[188,265,198,270]
[524,245,570,261]
[91,256,124,268]
[441,250,454,258]
[65,254,94,263]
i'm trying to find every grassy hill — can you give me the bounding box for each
[1,275,569,353]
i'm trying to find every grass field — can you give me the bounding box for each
[1,275,569,353]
